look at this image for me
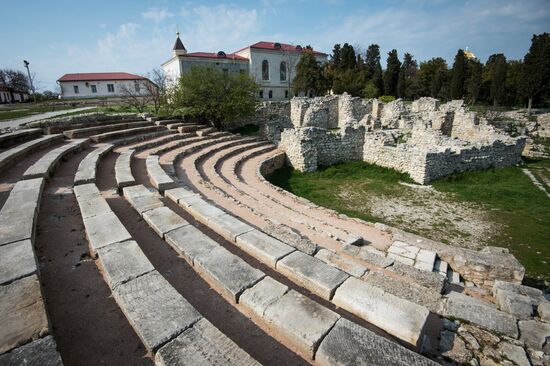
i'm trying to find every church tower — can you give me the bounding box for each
[172,32,187,57]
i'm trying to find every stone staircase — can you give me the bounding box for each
[0,115,548,366]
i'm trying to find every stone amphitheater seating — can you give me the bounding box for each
[1,115,547,365]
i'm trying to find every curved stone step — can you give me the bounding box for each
[0,128,42,148]
[0,134,64,171]
[110,130,175,147]
[38,117,146,134]
[91,125,167,143]
[22,139,89,180]
[146,155,177,193]
[115,149,136,190]
[74,143,113,185]
[63,120,153,139]
[119,133,183,153]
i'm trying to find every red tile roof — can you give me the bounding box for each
[57,72,147,82]
[183,52,249,61]
[235,41,327,56]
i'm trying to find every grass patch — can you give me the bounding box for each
[0,104,78,121]
[267,160,550,288]
[230,124,260,136]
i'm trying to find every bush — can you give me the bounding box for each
[362,81,380,99]
[379,95,396,103]
[170,67,259,129]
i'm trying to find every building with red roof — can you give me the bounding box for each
[161,34,328,101]
[57,72,155,99]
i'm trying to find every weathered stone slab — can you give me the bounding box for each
[146,155,177,193]
[156,317,259,366]
[143,206,188,238]
[497,342,530,366]
[0,134,63,171]
[74,143,113,185]
[188,201,226,221]
[194,246,265,303]
[123,184,163,214]
[263,222,317,255]
[164,225,220,265]
[96,240,155,289]
[276,251,349,300]
[235,229,294,268]
[73,183,111,219]
[332,277,429,348]
[164,187,198,203]
[493,280,546,306]
[388,261,445,293]
[0,128,41,148]
[207,213,254,242]
[444,291,518,338]
[82,211,132,255]
[0,178,44,246]
[357,247,395,268]
[316,317,438,366]
[23,139,87,179]
[0,239,37,286]
[496,289,534,320]
[115,149,136,189]
[0,335,63,366]
[539,302,550,323]
[0,275,49,354]
[315,249,368,277]
[388,253,415,266]
[518,320,550,352]
[263,290,340,359]
[177,193,206,208]
[113,270,202,352]
[240,276,289,317]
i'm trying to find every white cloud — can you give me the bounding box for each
[142,8,174,23]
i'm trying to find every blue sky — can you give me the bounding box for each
[1,0,549,91]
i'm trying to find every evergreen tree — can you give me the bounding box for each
[465,59,482,104]
[401,53,418,99]
[450,49,467,99]
[330,44,341,69]
[396,68,406,98]
[418,57,448,98]
[384,49,401,96]
[504,60,523,107]
[339,43,357,70]
[293,50,329,97]
[487,54,507,106]
[521,33,550,113]
[365,44,384,93]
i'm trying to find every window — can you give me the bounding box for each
[280,61,287,81]
[73,85,79,94]
[91,85,97,93]
[259,90,264,99]
[262,60,269,80]
[268,90,273,99]
[285,90,289,99]
[107,84,115,93]
[239,69,245,75]
[134,81,140,93]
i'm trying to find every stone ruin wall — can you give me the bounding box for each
[273,94,526,184]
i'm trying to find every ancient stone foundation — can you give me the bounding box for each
[268,95,526,184]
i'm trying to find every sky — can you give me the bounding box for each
[1,0,549,91]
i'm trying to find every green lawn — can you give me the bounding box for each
[0,104,79,121]
[267,160,550,289]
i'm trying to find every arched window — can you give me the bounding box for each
[262,60,269,80]
[280,61,287,81]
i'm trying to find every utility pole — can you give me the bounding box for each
[23,60,36,102]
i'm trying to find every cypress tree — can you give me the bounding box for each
[466,59,482,104]
[450,49,467,99]
[340,43,357,70]
[488,54,507,106]
[293,50,328,97]
[521,33,550,113]
[384,49,401,96]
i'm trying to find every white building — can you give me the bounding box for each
[0,81,29,103]
[161,34,328,101]
[57,72,155,99]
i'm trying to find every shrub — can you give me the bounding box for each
[379,95,396,103]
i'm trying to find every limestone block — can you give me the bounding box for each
[123,185,163,214]
[113,270,202,352]
[357,247,395,268]
[74,143,113,185]
[240,276,289,317]
[177,192,207,208]
[263,290,340,359]
[235,229,294,268]
[538,302,550,323]
[493,280,545,305]
[388,252,415,266]
[316,317,437,366]
[164,187,198,203]
[332,277,429,348]
[276,251,349,300]
[518,320,550,352]
[82,211,132,255]
[439,330,472,364]
[0,335,63,366]
[388,261,445,293]
[417,249,437,266]
[207,213,254,242]
[146,155,177,193]
[74,183,111,219]
[164,225,220,266]
[188,201,225,221]
[496,289,534,320]
[194,246,265,303]
[115,149,135,189]
[344,234,363,246]
[96,240,155,289]
[0,275,49,354]
[23,140,85,179]
[143,206,188,238]
[444,292,518,338]
[156,318,259,366]
[314,249,368,278]
[498,342,530,366]
[0,239,37,286]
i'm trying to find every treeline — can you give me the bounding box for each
[293,33,550,110]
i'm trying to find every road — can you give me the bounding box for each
[0,106,96,129]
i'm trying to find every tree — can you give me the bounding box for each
[384,49,401,96]
[521,33,550,114]
[396,68,406,98]
[293,50,329,97]
[280,47,301,100]
[365,44,384,95]
[362,81,380,98]
[417,57,448,98]
[465,59,482,104]
[339,43,357,70]
[330,44,342,69]
[147,68,168,113]
[0,69,30,101]
[487,54,507,106]
[119,79,152,113]
[450,49,467,99]
[171,67,258,129]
